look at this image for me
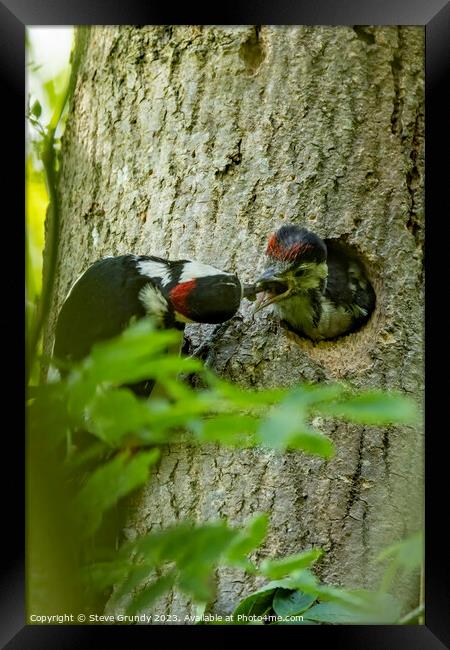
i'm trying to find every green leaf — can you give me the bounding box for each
[275,618,318,625]
[257,392,334,457]
[27,383,71,446]
[273,569,363,608]
[127,571,176,616]
[65,370,97,421]
[138,398,212,434]
[257,396,307,449]
[192,414,259,445]
[260,549,323,579]
[111,564,155,605]
[286,428,335,457]
[64,440,109,469]
[178,564,217,602]
[120,521,241,603]
[294,382,346,405]
[234,574,321,616]
[303,601,365,623]
[87,389,149,443]
[87,389,169,445]
[303,592,402,624]
[82,561,130,593]
[377,531,423,570]
[124,522,194,561]
[176,524,238,567]
[223,514,268,569]
[321,391,419,425]
[74,449,160,537]
[272,589,316,617]
[43,78,57,105]
[167,523,240,602]
[352,590,403,623]
[87,352,200,388]
[195,602,207,619]
[64,321,203,421]
[232,589,275,623]
[207,375,288,408]
[76,319,188,387]
[31,99,42,118]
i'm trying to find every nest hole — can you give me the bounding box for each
[283,235,383,375]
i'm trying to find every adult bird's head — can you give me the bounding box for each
[254,225,328,311]
[165,260,243,324]
[135,257,243,326]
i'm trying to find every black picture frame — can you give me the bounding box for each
[7,0,449,647]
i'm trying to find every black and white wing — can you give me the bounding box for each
[53,255,164,363]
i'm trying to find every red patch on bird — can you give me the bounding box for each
[170,280,196,315]
[266,233,312,261]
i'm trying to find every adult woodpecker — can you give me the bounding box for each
[53,254,243,395]
[252,224,375,341]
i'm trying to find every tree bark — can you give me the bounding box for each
[46,25,424,618]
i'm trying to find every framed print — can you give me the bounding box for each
[5,0,449,646]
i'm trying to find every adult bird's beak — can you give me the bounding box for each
[253,268,292,313]
[243,283,258,301]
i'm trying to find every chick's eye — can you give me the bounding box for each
[294,268,304,277]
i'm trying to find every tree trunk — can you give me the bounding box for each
[47,25,424,618]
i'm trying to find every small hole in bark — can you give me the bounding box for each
[239,26,265,74]
[353,26,376,45]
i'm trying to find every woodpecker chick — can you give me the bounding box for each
[53,255,242,394]
[254,224,375,341]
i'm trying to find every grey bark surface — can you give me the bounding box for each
[46,26,424,618]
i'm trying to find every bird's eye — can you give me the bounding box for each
[294,268,304,277]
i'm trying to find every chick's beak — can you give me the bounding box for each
[252,268,292,313]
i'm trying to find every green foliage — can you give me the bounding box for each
[26,27,82,385]
[231,532,424,625]
[258,390,335,457]
[86,516,267,615]
[377,530,423,593]
[27,315,421,620]
[74,449,161,538]
[273,589,316,617]
[232,588,275,621]
[320,390,420,425]
[26,30,72,309]
[302,592,402,624]
[222,514,268,571]
[30,99,42,119]
[377,530,423,569]
[260,549,323,579]
[34,317,420,458]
